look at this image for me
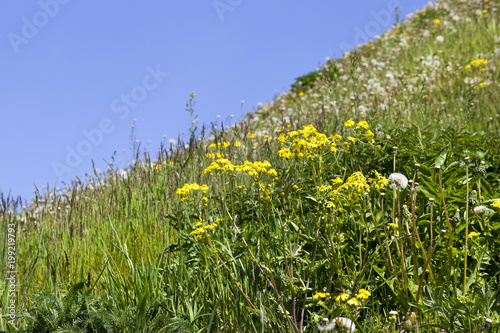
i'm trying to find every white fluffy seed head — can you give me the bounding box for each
[474,205,487,214]
[389,173,408,189]
[317,317,356,332]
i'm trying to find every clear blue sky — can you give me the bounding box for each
[0,0,429,202]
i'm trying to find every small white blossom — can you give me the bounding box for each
[435,36,444,43]
[474,205,487,214]
[169,139,176,145]
[389,173,408,190]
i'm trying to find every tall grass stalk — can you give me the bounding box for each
[464,156,470,295]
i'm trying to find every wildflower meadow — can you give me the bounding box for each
[1,0,500,332]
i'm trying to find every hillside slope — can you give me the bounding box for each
[1,0,500,331]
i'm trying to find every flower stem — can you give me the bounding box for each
[464,157,469,295]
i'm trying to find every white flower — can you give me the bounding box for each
[474,205,487,214]
[169,139,176,145]
[389,173,408,190]
[318,317,356,332]
[435,36,444,43]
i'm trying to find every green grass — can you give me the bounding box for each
[1,0,500,331]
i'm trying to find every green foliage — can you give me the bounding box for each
[2,0,500,331]
[290,62,339,94]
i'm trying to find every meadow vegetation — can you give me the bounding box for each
[1,0,500,331]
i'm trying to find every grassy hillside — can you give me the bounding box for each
[1,0,500,331]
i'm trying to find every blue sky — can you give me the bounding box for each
[0,0,429,202]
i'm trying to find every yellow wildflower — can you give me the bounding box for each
[176,183,210,202]
[356,121,369,129]
[331,177,343,185]
[335,292,349,302]
[467,231,480,239]
[313,292,330,300]
[357,289,370,299]
[491,200,500,208]
[345,119,355,127]
[470,59,487,67]
[347,297,360,306]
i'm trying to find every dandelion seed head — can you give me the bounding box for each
[474,205,487,214]
[389,173,408,189]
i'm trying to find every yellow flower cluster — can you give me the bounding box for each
[333,171,370,197]
[203,159,278,180]
[345,119,370,130]
[345,119,355,127]
[189,217,223,240]
[318,185,332,192]
[356,121,369,129]
[467,231,480,239]
[325,288,370,306]
[208,141,241,150]
[368,171,390,191]
[469,59,487,67]
[343,120,374,146]
[327,171,383,208]
[491,200,500,209]
[344,289,370,307]
[175,183,209,202]
[151,161,168,171]
[278,124,339,159]
[206,152,225,159]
